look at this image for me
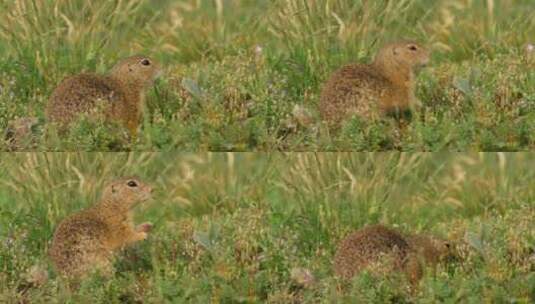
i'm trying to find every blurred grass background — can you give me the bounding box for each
[0,152,533,302]
[0,0,535,151]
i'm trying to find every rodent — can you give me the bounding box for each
[49,177,153,278]
[333,225,453,284]
[46,55,161,137]
[319,41,430,128]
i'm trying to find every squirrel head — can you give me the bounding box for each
[375,41,430,70]
[409,234,456,265]
[100,176,153,211]
[432,238,456,262]
[109,55,162,88]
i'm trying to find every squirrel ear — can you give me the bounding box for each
[392,46,399,56]
[111,185,116,193]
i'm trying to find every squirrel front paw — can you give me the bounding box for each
[137,222,153,233]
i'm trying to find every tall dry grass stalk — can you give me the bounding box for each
[279,153,426,203]
[0,152,279,222]
[0,0,153,78]
[273,153,433,236]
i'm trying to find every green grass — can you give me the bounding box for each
[0,153,534,302]
[1,0,535,151]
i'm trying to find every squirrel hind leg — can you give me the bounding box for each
[125,120,139,140]
[73,250,115,279]
[403,253,424,285]
[91,257,116,278]
[65,239,114,278]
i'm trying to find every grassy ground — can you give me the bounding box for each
[0,153,533,302]
[1,0,535,151]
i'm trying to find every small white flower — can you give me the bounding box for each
[290,267,316,288]
[292,104,314,127]
[26,265,49,286]
[254,45,263,56]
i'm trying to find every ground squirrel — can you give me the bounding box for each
[46,56,161,137]
[49,177,153,278]
[319,41,430,128]
[333,225,452,284]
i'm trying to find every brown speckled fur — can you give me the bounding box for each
[333,225,452,284]
[319,41,430,128]
[333,225,411,280]
[49,177,153,278]
[46,55,161,136]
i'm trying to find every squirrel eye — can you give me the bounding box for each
[127,180,138,187]
[140,59,151,66]
[408,45,418,51]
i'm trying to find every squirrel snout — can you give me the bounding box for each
[154,68,163,80]
[145,186,154,196]
[420,55,430,67]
